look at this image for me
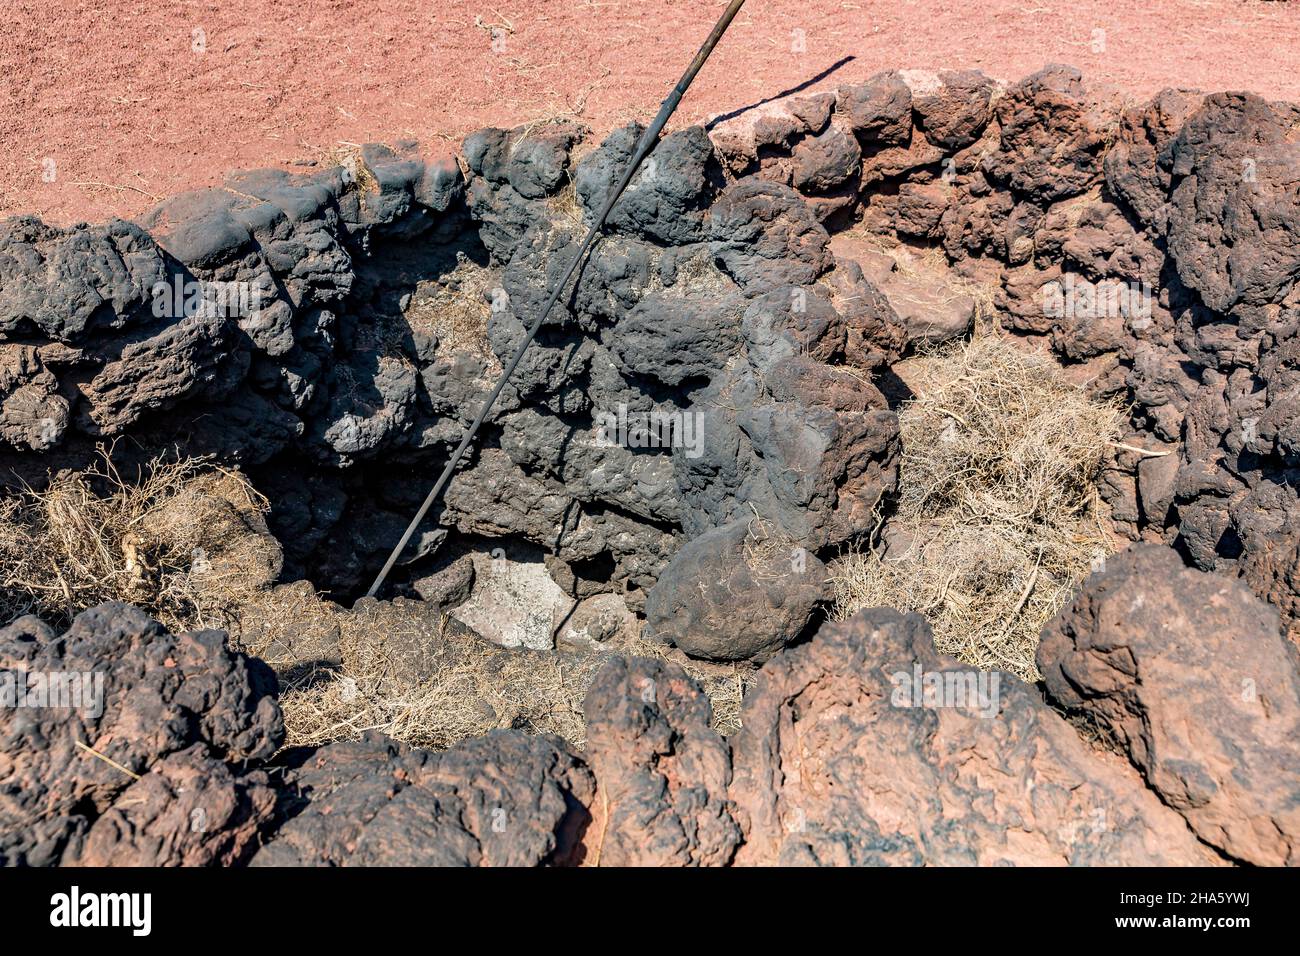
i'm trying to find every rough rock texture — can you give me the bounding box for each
[912,69,995,150]
[1039,545,1300,866]
[5,551,1299,868]
[30,61,1300,656]
[6,63,1300,866]
[0,218,169,341]
[728,607,1219,866]
[3,67,1299,649]
[708,180,832,292]
[556,592,636,653]
[253,731,595,867]
[0,344,68,450]
[0,603,283,866]
[982,65,1123,203]
[581,657,741,866]
[68,745,279,867]
[709,63,1300,646]
[410,552,476,610]
[1165,93,1300,312]
[645,519,828,662]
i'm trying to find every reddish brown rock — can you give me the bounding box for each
[69,745,278,866]
[894,181,951,239]
[982,65,1122,202]
[729,608,1219,866]
[912,69,995,150]
[836,71,912,147]
[860,132,946,187]
[581,656,741,866]
[1103,88,1204,227]
[790,122,862,194]
[998,261,1062,333]
[0,602,283,866]
[940,186,1015,260]
[820,257,908,371]
[707,93,834,177]
[1038,544,1300,866]
[1165,92,1300,312]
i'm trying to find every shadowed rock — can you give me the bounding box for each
[252,731,595,867]
[0,602,283,866]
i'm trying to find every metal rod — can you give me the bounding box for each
[365,0,748,598]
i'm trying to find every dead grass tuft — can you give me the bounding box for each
[402,253,500,365]
[234,586,755,752]
[741,506,801,582]
[545,177,587,230]
[323,143,380,206]
[0,450,279,632]
[830,331,1122,680]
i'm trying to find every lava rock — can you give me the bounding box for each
[0,218,168,342]
[0,603,283,866]
[411,552,476,610]
[836,71,913,146]
[576,124,720,244]
[1103,88,1204,227]
[253,731,595,866]
[729,608,1221,866]
[982,64,1123,203]
[1038,544,1300,866]
[644,518,827,662]
[912,69,995,150]
[0,344,68,450]
[790,122,862,193]
[67,745,278,867]
[709,180,832,294]
[581,656,741,865]
[673,353,900,551]
[77,312,246,435]
[1164,92,1300,312]
[606,290,744,386]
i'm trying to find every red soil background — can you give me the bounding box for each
[2,0,1298,226]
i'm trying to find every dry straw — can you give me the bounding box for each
[235,584,754,752]
[830,331,1121,681]
[0,450,279,633]
[0,449,751,755]
[402,253,500,364]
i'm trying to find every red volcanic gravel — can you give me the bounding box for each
[1,0,1298,225]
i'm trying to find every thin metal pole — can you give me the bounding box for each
[366,0,749,598]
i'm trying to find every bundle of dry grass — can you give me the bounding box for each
[402,253,499,363]
[830,332,1122,680]
[321,143,381,207]
[278,628,598,752]
[0,452,280,632]
[234,584,753,752]
[545,178,587,231]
